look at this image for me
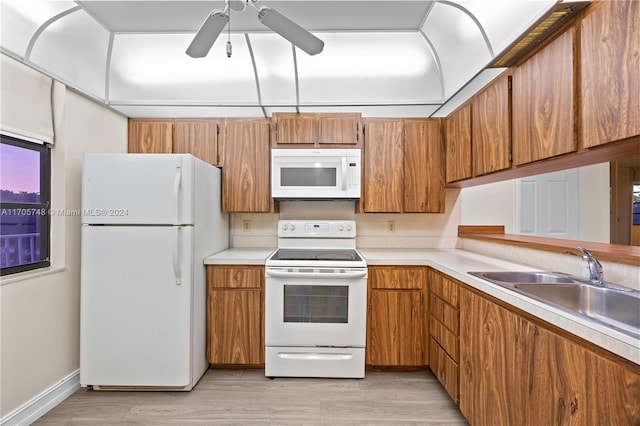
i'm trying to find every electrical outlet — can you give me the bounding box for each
[242,220,251,232]
[387,221,396,233]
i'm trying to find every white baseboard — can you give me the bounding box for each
[1,369,80,426]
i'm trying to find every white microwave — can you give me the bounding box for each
[271,149,361,199]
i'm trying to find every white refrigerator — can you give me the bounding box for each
[80,153,228,390]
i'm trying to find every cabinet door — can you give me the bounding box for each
[472,76,511,176]
[128,119,173,153]
[173,119,222,166]
[512,29,576,165]
[208,289,263,365]
[367,289,424,366]
[581,1,640,148]
[404,119,445,213]
[445,104,472,183]
[272,113,317,145]
[222,119,271,212]
[317,113,361,146]
[459,288,518,425]
[363,119,404,212]
[460,286,640,426]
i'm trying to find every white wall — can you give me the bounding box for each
[0,89,127,418]
[461,180,516,233]
[460,163,610,242]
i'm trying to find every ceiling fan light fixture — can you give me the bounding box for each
[257,7,324,55]
[186,10,229,58]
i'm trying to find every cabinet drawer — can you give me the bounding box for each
[430,337,459,404]
[430,271,459,308]
[430,317,459,361]
[430,295,459,334]
[370,267,426,289]
[208,266,263,289]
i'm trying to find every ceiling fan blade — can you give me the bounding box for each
[186,10,229,58]
[257,7,324,56]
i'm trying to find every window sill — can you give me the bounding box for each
[0,266,66,286]
[458,226,640,266]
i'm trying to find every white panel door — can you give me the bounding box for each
[80,225,193,387]
[516,169,579,240]
[82,154,194,225]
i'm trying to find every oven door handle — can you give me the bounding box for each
[266,268,367,279]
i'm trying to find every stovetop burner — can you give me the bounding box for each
[270,248,362,262]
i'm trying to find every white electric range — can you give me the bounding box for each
[264,220,367,378]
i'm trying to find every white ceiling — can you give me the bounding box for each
[0,0,573,118]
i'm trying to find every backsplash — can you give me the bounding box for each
[231,189,462,249]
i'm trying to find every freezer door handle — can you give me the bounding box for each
[173,165,182,224]
[173,227,182,285]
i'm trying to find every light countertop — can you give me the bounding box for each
[204,247,276,265]
[204,247,640,364]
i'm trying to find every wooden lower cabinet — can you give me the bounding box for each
[459,286,640,426]
[207,265,264,366]
[428,269,460,403]
[366,266,428,367]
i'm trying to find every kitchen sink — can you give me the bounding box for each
[470,271,575,284]
[513,283,640,338]
[468,271,640,338]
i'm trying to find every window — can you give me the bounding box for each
[1,133,51,275]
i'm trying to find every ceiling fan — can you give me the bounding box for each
[186,0,324,58]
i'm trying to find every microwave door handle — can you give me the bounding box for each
[341,157,347,191]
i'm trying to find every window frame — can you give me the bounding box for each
[1,133,51,275]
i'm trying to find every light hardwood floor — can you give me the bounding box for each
[35,369,469,425]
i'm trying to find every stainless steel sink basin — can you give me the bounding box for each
[468,270,640,338]
[513,283,640,338]
[470,271,575,284]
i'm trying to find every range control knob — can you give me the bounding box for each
[282,223,288,231]
[289,224,296,231]
[338,224,345,231]
[346,224,353,232]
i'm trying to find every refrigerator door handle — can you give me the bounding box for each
[173,227,182,285]
[173,165,182,224]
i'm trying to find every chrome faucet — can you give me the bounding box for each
[577,247,603,285]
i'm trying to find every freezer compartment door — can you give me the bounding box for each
[82,154,194,225]
[80,225,194,388]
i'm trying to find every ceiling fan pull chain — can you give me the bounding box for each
[226,0,232,57]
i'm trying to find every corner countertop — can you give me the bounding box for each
[360,248,639,365]
[204,247,276,265]
[202,247,639,364]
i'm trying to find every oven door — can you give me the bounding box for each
[265,267,367,347]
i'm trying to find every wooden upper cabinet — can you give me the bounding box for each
[363,119,404,213]
[173,119,222,166]
[128,119,173,153]
[363,118,444,213]
[222,119,272,213]
[472,75,511,176]
[317,113,361,145]
[512,28,576,166]
[404,119,445,213]
[581,1,640,148]
[445,104,472,183]
[272,112,362,147]
[271,113,317,145]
